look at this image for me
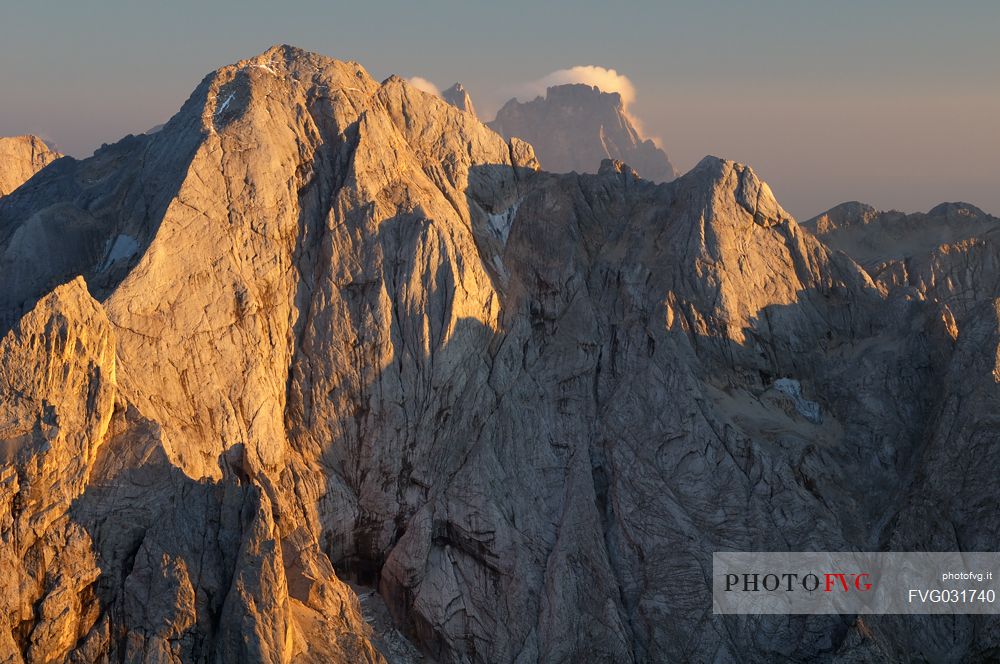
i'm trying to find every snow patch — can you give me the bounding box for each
[491,255,509,280]
[773,378,822,423]
[487,199,522,245]
[248,63,278,75]
[98,234,140,272]
[215,92,236,117]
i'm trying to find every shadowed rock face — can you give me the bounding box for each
[0,45,998,663]
[0,135,61,197]
[488,83,676,183]
[800,200,1000,661]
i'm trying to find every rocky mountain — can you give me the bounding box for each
[0,45,998,663]
[440,83,476,118]
[801,199,1000,661]
[0,135,61,197]
[488,83,676,182]
[804,201,1000,319]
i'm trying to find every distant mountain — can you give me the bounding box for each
[804,201,1000,318]
[0,135,61,196]
[488,83,676,181]
[804,200,882,234]
[441,82,476,117]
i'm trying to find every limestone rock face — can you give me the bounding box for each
[0,45,998,663]
[0,44,533,663]
[0,278,112,664]
[0,136,61,197]
[488,83,676,182]
[441,83,476,118]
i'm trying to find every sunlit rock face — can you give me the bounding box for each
[0,135,61,197]
[0,45,997,663]
[488,83,676,182]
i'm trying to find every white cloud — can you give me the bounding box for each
[407,76,440,97]
[518,65,636,107]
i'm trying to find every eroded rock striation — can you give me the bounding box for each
[0,45,998,663]
[0,135,61,198]
[488,83,676,182]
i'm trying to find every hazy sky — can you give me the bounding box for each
[2,0,997,218]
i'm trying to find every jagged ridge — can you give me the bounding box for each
[0,45,998,664]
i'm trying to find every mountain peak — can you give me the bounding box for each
[927,201,987,219]
[214,44,375,92]
[441,82,477,117]
[544,82,623,107]
[488,82,675,182]
[598,158,639,178]
[689,155,793,227]
[805,200,993,238]
[245,43,363,70]
[804,199,999,271]
[803,201,880,234]
[0,135,62,197]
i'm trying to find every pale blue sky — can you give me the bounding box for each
[2,0,997,218]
